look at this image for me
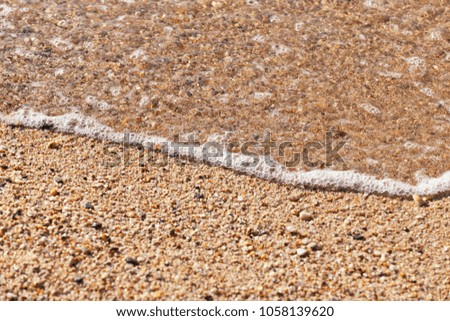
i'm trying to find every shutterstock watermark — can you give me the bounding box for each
[102,131,348,169]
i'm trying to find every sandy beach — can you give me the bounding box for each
[1,0,449,305]
[0,122,449,300]
[1,0,449,185]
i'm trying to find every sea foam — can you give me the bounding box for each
[2,108,450,197]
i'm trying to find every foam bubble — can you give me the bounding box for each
[404,57,426,73]
[378,71,403,79]
[426,30,443,41]
[139,96,150,108]
[85,96,111,110]
[0,4,14,17]
[50,37,73,51]
[217,94,229,104]
[164,26,174,33]
[271,44,290,55]
[294,22,304,31]
[130,48,147,60]
[359,103,381,115]
[246,0,259,6]
[56,93,70,105]
[252,35,265,43]
[253,92,272,100]
[54,68,65,76]
[363,0,382,9]
[419,87,435,98]
[269,15,281,23]
[0,20,14,30]
[2,108,450,197]
[403,141,435,153]
[445,52,450,62]
[14,47,33,59]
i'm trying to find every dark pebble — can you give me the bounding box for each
[54,177,64,184]
[74,276,84,284]
[69,257,81,267]
[22,26,34,34]
[126,257,139,266]
[6,293,18,301]
[109,247,120,255]
[12,209,22,219]
[91,222,102,230]
[204,295,214,301]
[85,202,94,210]
[352,234,365,241]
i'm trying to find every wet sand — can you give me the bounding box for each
[1,0,449,184]
[0,123,449,300]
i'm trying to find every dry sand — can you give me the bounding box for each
[0,122,449,300]
[1,0,449,183]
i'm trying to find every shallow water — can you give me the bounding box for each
[0,0,449,195]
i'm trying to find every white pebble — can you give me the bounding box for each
[286,225,298,234]
[300,211,313,221]
[297,248,308,257]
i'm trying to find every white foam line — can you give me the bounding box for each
[1,108,450,197]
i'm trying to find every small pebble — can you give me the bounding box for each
[373,250,382,257]
[297,248,309,258]
[109,247,120,255]
[69,257,80,267]
[211,1,224,9]
[301,238,310,245]
[85,202,94,210]
[50,188,59,196]
[288,192,303,202]
[12,209,22,219]
[91,222,102,230]
[47,141,60,149]
[307,242,320,251]
[6,293,18,301]
[74,276,84,284]
[285,225,298,235]
[81,246,92,256]
[352,234,365,241]
[126,257,139,266]
[300,211,313,221]
[54,177,64,184]
[413,194,427,207]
